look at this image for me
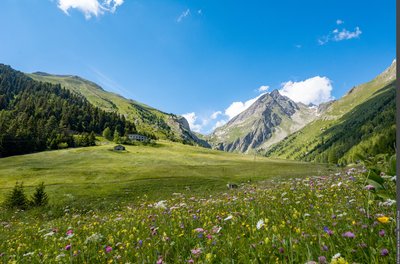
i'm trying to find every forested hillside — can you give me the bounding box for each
[0,64,138,157]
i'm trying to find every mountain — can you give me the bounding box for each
[265,60,396,164]
[207,90,318,153]
[28,72,209,147]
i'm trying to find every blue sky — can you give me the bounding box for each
[0,0,395,134]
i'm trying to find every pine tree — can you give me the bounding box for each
[4,182,28,210]
[30,182,49,207]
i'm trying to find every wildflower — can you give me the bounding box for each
[342,231,355,238]
[378,199,396,207]
[105,246,112,253]
[65,245,71,251]
[206,253,212,261]
[377,216,390,224]
[364,185,375,190]
[156,257,164,264]
[224,215,233,221]
[256,219,264,230]
[318,256,327,264]
[43,231,55,237]
[379,230,385,237]
[66,229,73,236]
[380,248,389,256]
[85,233,103,244]
[279,247,284,254]
[322,245,328,251]
[212,226,222,233]
[188,259,194,264]
[191,248,202,256]
[193,228,204,233]
[323,227,333,236]
[154,200,167,210]
[23,252,34,257]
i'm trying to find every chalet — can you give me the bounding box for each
[128,134,148,142]
[114,145,125,151]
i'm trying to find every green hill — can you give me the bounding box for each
[28,72,208,146]
[265,60,396,164]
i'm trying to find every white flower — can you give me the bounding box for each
[43,231,55,237]
[303,213,310,217]
[256,219,265,230]
[85,233,103,244]
[379,199,396,207]
[154,200,167,209]
[224,215,233,221]
[337,182,342,187]
[23,252,34,257]
[332,253,341,259]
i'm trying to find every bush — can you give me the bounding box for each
[4,182,28,210]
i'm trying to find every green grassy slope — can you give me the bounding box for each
[0,141,331,206]
[28,73,203,145]
[265,61,396,164]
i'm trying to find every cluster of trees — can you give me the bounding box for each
[0,65,138,157]
[4,182,48,210]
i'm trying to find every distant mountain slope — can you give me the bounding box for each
[207,90,317,153]
[266,60,396,164]
[0,64,136,157]
[29,73,209,147]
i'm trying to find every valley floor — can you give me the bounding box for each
[0,142,395,263]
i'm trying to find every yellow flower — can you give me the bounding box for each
[377,216,390,223]
[206,253,213,262]
[331,257,348,264]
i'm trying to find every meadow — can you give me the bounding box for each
[0,142,396,263]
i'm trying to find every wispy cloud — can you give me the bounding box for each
[318,22,362,45]
[258,85,270,92]
[177,9,190,22]
[57,0,124,19]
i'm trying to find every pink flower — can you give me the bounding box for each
[191,248,202,256]
[193,228,204,233]
[105,246,112,253]
[156,257,164,264]
[66,229,73,235]
[364,185,375,190]
[342,231,355,238]
[65,244,71,251]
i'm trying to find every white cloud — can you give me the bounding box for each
[319,25,362,45]
[224,94,264,120]
[211,111,222,119]
[58,0,124,19]
[258,85,270,92]
[177,9,190,22]
[182,112,202,132]
[336,19,344,25]
[279,76,334,105]
[332,27,362,41]
[213,119,228,130]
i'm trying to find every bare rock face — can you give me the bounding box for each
[208,90,316,153]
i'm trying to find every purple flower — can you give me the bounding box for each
[66,229,73,235]
[279,247,284,254]
[342,231,355,238]
[191,248,202,256]
[65,244,71,251]
[105,246,112,253]
[318,256,327,264]
[156,257,164,264]
[323,227,333,236]
[322,245,328,251]
[364,185,375,190]
[194,228,204,233]
[188,260,194,264]
[379,230,385,237]
[138,240,143,247]
[381,248,389,256]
